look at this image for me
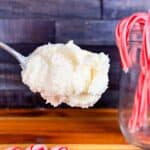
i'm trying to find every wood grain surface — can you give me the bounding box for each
[0,19,54,43]
[0,109,126,144]
[103,0,149,19]
[0,144,141,150]
[0,0,101,19]
[56,20,118,45]
[0,19,118,45]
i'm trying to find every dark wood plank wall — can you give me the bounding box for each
[0,0,148,108]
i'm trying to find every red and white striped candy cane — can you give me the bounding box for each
[5,146,23,150]
[26,144,48,150]
[116,12,150,132]
[51,146,69,150]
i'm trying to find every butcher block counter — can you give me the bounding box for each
[0,109,141,150]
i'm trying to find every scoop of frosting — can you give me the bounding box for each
[21,41,110,108]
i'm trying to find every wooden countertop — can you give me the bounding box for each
[0,109,141,149]
[0,144,141,150]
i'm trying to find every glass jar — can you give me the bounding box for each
[119,26,150,149]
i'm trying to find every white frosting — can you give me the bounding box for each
[21,41,110,108]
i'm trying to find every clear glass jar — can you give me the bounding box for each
[119,27,150,149]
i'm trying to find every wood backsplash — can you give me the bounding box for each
[0,0,148,108]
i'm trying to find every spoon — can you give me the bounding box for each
[0,41,27,69]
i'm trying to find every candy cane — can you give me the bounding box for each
[25,144,48,150]
[5,147,23,150]
[6,145,69,150]
[115,12,150,132]
[116,18,130,72]
[51,146,69,150]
